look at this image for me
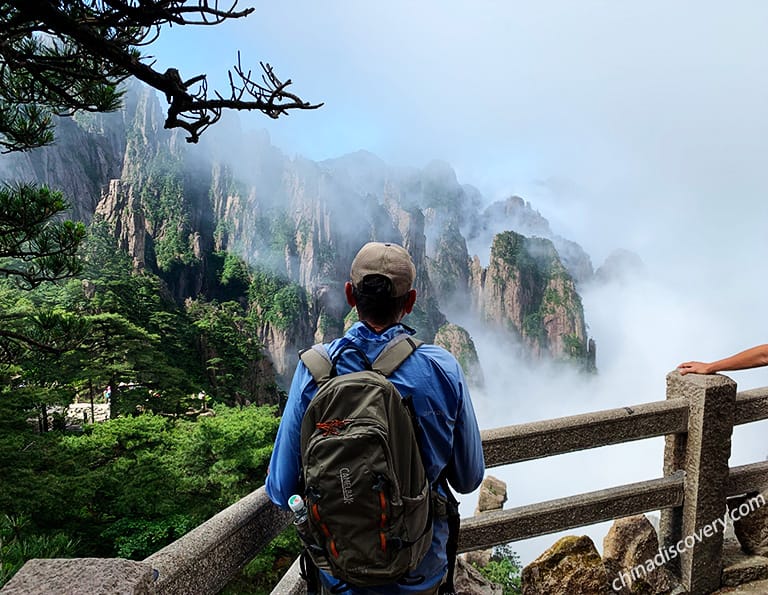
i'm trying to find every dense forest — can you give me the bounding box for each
[0,214,304,590]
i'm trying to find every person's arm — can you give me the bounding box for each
[678,344,768,375]
[265,365,313,508]
[447,369,485,494]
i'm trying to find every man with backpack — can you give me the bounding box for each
[266,241,485,594]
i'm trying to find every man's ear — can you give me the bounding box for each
[345,282,356,307]
[403,289,417,314]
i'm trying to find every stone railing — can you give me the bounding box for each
[0,488,292,595]
[4,371,768,595]
[465,371,768,594]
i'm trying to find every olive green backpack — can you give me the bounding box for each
[297,334,435,589]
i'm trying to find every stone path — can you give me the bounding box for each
[66,403,110,424]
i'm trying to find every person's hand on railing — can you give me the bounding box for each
[678,344,768,375]
[677,361,715,375]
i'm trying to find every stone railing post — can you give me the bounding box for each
[658,370,736,594]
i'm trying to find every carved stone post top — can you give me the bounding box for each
[666,369,737,399]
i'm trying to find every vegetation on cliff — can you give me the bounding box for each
[474,543,523,594]
[486,231,592,369]
[249,268,308,332]
[434,323,484,387]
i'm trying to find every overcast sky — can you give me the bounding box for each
[153,2,768,265]
[153,2,768,563]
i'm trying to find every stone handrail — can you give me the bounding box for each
[145,488,291,594]
[0,487,292,595]
[4,371,768,594]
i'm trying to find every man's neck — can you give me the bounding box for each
[361,320,399,334]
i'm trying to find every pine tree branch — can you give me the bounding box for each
[4,0,322,146]
[0,329,66,354]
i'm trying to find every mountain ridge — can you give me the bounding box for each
[1,81,601,387]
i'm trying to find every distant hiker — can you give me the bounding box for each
[104,385,111,402]
[266,241,485,595]
[678,344,768,375]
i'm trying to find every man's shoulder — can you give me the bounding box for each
[411,342,462,376]
[415,341,455,359]
[309,326,463,378]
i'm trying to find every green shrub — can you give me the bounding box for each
[474,543,522,594]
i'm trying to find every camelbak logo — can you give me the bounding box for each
[339,467,354,503]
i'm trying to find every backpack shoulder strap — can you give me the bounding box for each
[372,334,423,377]
[299,344,333,386]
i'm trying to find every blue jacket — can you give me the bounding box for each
[266,321,485,594]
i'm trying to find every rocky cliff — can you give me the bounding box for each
[473,231,594,367]
[470,195,594,285]
[0,81,600,386]
[434,323,484,387]
[0,110,127,222]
